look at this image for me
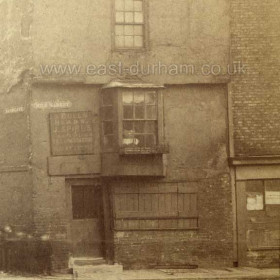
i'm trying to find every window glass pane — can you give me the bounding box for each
[115,36,125,47]
[135,134,145,147]
[134,12,143,23]
[134,1,143,11]
[103,121,113,135]
[124,105,133,119]
[102,106,113,120]
[84,188,98,219]
[115,0,125,11]
[124,25,134,36]
[72,187,84,219]
[102,91,113,105]
[135,105,145,119]
[125,36,134,47]
[145,92,156,104]
[125,12,134,23]
[145,121,156,133]
[115,25,124,35]
[134,25,143,35]
[134,121,145,133]
[125,0,134,11]
[116,12,125,23]
[123,121,134,131]
[134,36,143,47]
[146,105,157,119]
[134,92,144,104]
[145,134,156,147]
[104,135,114,148]
[122,92,133,104]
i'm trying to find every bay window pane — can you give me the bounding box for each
[135,135,145,147]
[103,106,113,120]
[134,121,145,133]
[135,105,145,119]
[134,92,144,104]
[146,105,157,119]
[145,92,156,104]
[102,92,113,105]
[123,92,133,104]
[145,134,156,147]
[103,121,113,135]
[123,121,133,131]
[124,105,133,119]
[104,135,114,148]
[145,121,156,133]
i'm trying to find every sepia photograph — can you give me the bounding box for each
[0,0,279,279]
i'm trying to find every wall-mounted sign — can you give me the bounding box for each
[265,191,280,205]
[247,193,264,211]
[50,111,93,156]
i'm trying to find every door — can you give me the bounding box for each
[71,185,104,258]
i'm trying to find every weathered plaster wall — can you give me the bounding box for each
[32,0,230,84]
[0,0,34,230]
[0,0,33,94]
[29,84,100,269]
[164,84,229,180]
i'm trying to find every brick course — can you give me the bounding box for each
[230,0,280,156]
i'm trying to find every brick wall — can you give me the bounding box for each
[113,174,233,269]
[230,0,280,156]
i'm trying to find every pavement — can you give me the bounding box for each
[0,267,279,280]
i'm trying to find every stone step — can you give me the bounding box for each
[73,263,123,279]
[72,257,106,266]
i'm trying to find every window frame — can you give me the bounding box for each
[118,88,166,154]
[100,87,167,155]
[112,0,148,51]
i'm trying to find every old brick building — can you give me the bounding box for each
[0,0,278,272]
[229,0,280,268]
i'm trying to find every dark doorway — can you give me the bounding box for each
[71,185,104,258]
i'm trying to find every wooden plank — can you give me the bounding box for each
[139,220,158,229]
[171,193,178,212]
[159,219,178,229]
[151,193,159,212]
[139,185,159,193]
[115,211,179,219]
[126,193,139,211]
[178,193,184,212]
[114,194,123,211]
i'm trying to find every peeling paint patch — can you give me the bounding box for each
[31,100,72,109]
